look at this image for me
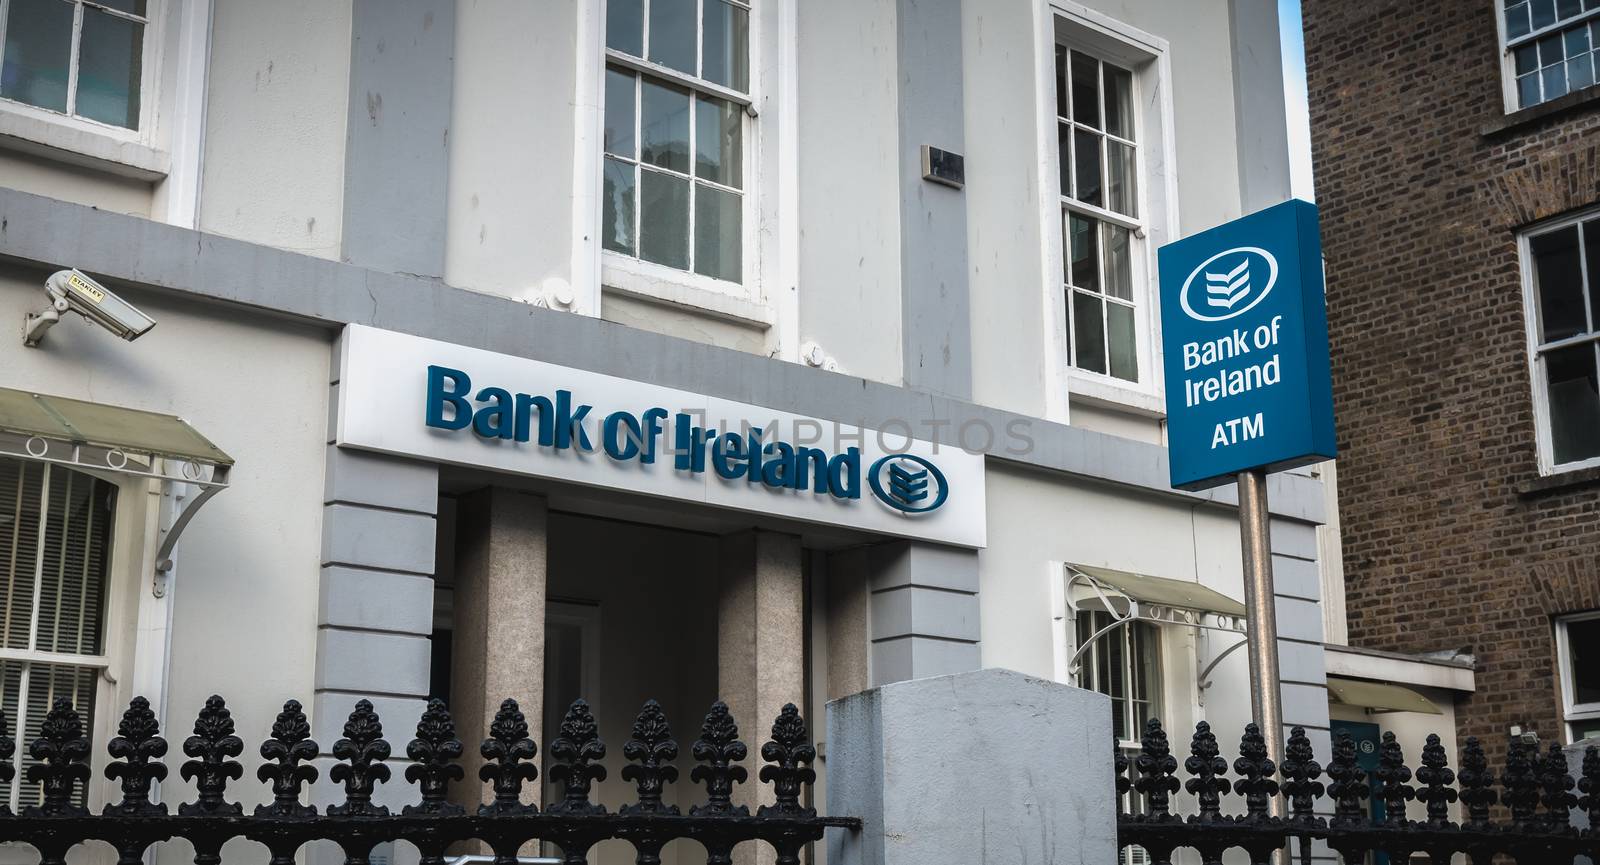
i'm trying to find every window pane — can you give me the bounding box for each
[641,79,691,174]
[1054,45,1068,119]
[80,3,149,129]
[694,184,742,282]
[1543,60,1570,99]
[1103,223,1133,300]
[640,169,689,269]
[1073,291,1107,374]
[1571,53,1596,90]
[1570,618,1600,704]
[36,469,112,656]
[1516,44,1540,76]
[1520,71,1544,107]
[95,0,147,14]
[1547,344,1600,465]
[1057,122,1071,197]
[1103,64,1134,140]
[603,68,636,158]
[1070,51,1099,129]
[703,0,749,91]
[606,0,644,55]
[1566,23,1591,56]
[1559,0,1584,18]
[1074,129,1102,207]
[1585,221,1600,323]
[1532,226,1586,342]
[15,661,97,810]
[1533,0,1558,29]
[1507,1,1532,39]
[0,0,74,114]
[1067,212,1098,291]
[1107,140,1137,217]
[601,157,637,255]
[1107,301,1137,382]
[648,0,697,75]
[694,96,741,188]
[1540,33,1566,66]
[0,460,42,652]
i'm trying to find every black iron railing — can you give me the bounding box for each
[1118,719,1600,864]
[0,694,856,865]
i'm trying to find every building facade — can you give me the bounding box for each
[0,1,1328,862]
[1304,0,1600,762]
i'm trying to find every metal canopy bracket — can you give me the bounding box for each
[1063,566,1247,683]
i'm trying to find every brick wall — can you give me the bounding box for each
[1302,0,1600,761]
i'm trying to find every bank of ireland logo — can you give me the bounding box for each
[867,454,949,514]
[1179,247,1279,322]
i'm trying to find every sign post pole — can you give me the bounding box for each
[1236,468,1283,814]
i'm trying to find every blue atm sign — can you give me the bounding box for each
[1158,199,1336,491]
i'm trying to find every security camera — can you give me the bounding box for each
[23,269,155,347]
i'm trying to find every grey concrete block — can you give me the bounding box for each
[870,636,980,686]
[1270,518,1320,560]
[869,585,979,643]
[1275,596,1325,644]
[1277,639,1328,687]
[0,189,1330,526]
[1272,553,1320,601]
[324,446,439,514]
[310,692,431,751]
[321,503,436,575]
[318,566,435,635]
[866,542,979,593]
[827,668,1115,865]
[1280,682,1331,729]
[313,628,432,695]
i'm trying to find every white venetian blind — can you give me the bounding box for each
[0,459,113,811]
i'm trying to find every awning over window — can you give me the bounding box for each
[0,386,231,577]
[0,386,231,466]
[1327,676,1443,715]
[1067,563,1248,619]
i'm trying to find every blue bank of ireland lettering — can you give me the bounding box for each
[1157,199,1337,491]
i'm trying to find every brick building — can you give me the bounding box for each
[1303,0,1600,756]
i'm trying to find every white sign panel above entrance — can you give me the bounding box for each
[336,325,987,548]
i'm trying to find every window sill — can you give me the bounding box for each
[0,108,167,182]
[1516,462,1600,497]
[1067,372,1165,418]
[601,255,772,329]
[1481,83,1600,138]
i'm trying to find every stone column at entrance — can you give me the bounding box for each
[451,487,549,810]
[717,529,804,832]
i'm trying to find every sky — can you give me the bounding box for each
[1279,0,1316,200]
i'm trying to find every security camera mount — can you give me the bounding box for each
[23,269,156,347]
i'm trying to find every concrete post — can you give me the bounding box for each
[718,529,805,863]
[827,668,1116,865]
[451,487,549,810]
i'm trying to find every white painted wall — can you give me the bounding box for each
[444,0,576,302]
[793,0,904,387]
[0,265,330,812]
[198,0,352,259]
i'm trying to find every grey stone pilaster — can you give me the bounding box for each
[827,668,1115,865]
[341,0,454,276]
[718,529,805,830]
[1272,515,1334,862]
[896,0,972,400]
[450,487,549,810]
[866,541,980,686]
[1228,0,1292,211]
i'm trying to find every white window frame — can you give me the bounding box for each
[587,0,794,338]
[1518,206,1600,475]
[1494,0,1600,113]
[0,0,169,169]
[1555,611,1600,741]
[1041,3,1178,416]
